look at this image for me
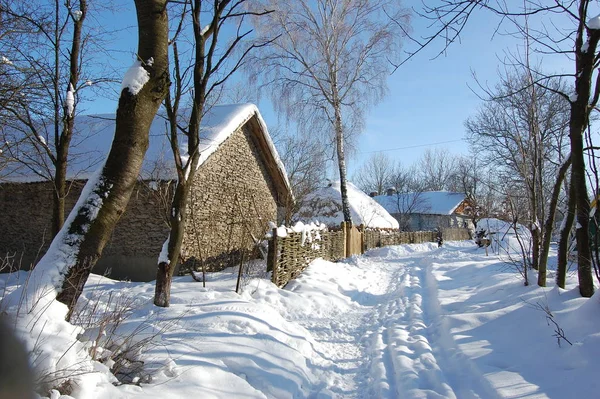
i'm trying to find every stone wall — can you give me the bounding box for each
[0,179,170,280]
[0,116,280,280]
[180,121,279,273]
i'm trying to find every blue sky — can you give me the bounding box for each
[86,2,574,179]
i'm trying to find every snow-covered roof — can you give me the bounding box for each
[2,104,292,199]
[373,191,467,216]
[294,181,399,229]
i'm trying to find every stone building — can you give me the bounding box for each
[0,104,292,281]
[373,190,474,232]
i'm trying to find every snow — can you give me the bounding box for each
[475,217,532,254]
[121,60,150,96]
[66,83,75,117]
[2,239,598,398]
[158,236,170,265]
[1,104,291,197]
[71,9,83,21]
[374,191,466,215]
[588,14,600,30]
[2,163,108,314]
[0,55,13,65]
[295,181,399,229]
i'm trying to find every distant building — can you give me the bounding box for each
[0,104,292,281]
[373,190,474,231]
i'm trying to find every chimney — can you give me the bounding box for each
[369,191,377,197]
[386,187,397,196]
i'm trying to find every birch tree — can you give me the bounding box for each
[249,0,409,224]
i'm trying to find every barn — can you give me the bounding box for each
[0,104,292,281]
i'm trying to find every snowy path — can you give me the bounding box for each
[288,244,502,399]
[31,239,598,398]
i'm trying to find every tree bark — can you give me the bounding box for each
[52,0,87,236]
[557,176,576,288]
[538,156,571,287]
[568,20,599,297]
[154,0,205,307]
[332,73,351,224]
[531,228,540,270]
[154,179,194,307]
[53,0,169,318]
[335,103,351,224]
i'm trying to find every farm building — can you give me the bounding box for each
[373,189,473,231]
[294,181,399,229]
[0,104,292,281]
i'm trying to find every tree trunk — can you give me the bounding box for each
[335,104,351,224]
[568,22,599,297]
[557,176,576,288]
[539,156,571,287]
[52,158,67,236]
[332,74,351,223]
[531,228,540,270]
[154,0,209,307]
[571,126,594,297]
[51,0,86,237]
[51,0,169,319]
[154,178,194,307]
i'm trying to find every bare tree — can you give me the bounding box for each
[249,0,410,224]
[414,0,596,296]
[277,131,329,223]
[153,0,273,307]
[389,162,423,194]
[0,0,115,237]
[15,0,170,319]
[448,155,490,226]
[353,152,395,196]
[417,148,459,191]
[466,67,570,285]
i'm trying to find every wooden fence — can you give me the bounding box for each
[268,224,471,287]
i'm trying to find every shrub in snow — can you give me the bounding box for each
[71,288,182,386]
[0,269,182,397]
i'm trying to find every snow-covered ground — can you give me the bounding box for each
[2,241,599,398]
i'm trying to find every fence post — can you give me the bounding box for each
[358,224,365,254]
[268,228,279,285]
[343,221,351,258]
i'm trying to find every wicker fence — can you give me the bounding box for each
[268,224,471,287]
[363,227,470,249]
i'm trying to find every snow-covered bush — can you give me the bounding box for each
[0,271,181,397]
[71,287,181,385]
